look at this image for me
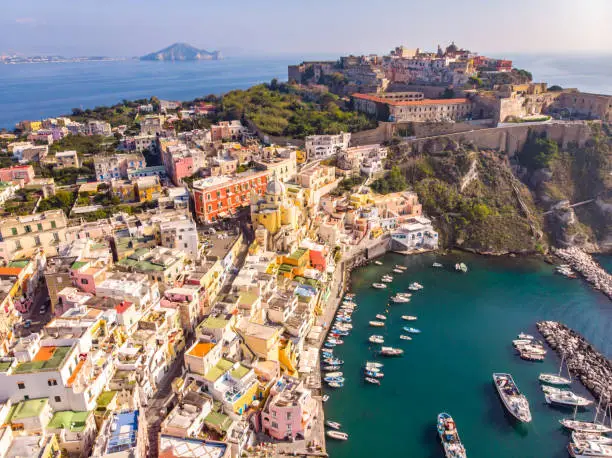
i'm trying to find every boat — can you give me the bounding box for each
[342,300,357,307]
[515,343,546,355]
[324,371,343,378]
[539,373,572,385]
[365,370,384,378]
[324,342,336,348]
[326,430,348,440]
[403,327,421,334]
[437,413,467,458]
[432,262,443,268]
[369,335,384,344]
[323,358,343,365]
[518,332,534,340]
[365,361,383,368]
[393,268,404,273]
[408,282,423,291]
[365,377,381,385]
[375,314,387,320]
[545,391,593,408]
[519,350,545,362]
[492,373,532,423]
[572,432,612,445]
[322,395,329,402]
[364,366,380,374]
[372,283,387,289]
[394,265,407,271]
[400,335,413,340]
[568,441,612,457]
[327,381,344,388]
[401,315,417,321]
[391,294,411,303]
[380,346,404,356]
[323,365,341,371]
[455,263,468,273]
[344,293,356,299]
[381,276,393,283]
[324,376,345,383]
[327,338,344,345]
[326,420,341,430]
[374,260,383,265]
[331,330,349,336]
[369,321,385,327]
[561,420,612,434]
[512,339,533,347]
[557,265,578,279]
[541,385,565,395]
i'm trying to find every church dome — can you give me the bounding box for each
[266,177,285,196]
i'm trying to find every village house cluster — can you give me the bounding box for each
[0,89,441,457]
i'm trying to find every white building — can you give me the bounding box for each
[96,272,160,309]
[304,133,351,161]
[159,217,200,260]
[391,216,439,250]
[86,120,112,136]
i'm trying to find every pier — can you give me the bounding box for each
[537,321,612,402]
[552,247,612,300]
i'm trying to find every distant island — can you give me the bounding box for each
[140,43,222,61]
[0,55,123,64]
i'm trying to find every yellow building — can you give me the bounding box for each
[135,176,162,202]
[296,149,306,164]
[111,180,136,202]
[349,192,373,208]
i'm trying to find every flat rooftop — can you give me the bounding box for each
[159,435,227,458]
[8,398,48,421]
[188,342,215,358]
[13,346,71,374]
[48,410,90,432]
[106,410,139,454]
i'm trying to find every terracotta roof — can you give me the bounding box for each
[0,267,22,277]
[353,93,470,106]
[115,301,133,314]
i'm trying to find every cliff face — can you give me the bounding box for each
[140,43,221,61]
[393,123,611,254]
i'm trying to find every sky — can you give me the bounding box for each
[1,0,611,58]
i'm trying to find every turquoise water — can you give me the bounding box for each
[596,254,612,273]
[325,253,612,458]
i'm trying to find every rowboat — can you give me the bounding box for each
[326,420,341,430]
[401,315,417,321]
[365,377,381,385]
[369,321,385,327]
[327,430,348,440]
[324,376,345,383]
[325,371,343,378]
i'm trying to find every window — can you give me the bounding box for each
[81,279,89,285]
[271,422,279,429]
[286,412,292,420]
[51,221,57,229]
[54,396,61,403]
[272,411,276,418]
[34,236,41,246]
[48,379,58,386]
[53,232,60,241]
[208,205,212,212]
[17,382,25,389]
[11,228,17,236]
[25,225,31,233]
[207,193,211,201]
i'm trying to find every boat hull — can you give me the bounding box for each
[492,373,532,423]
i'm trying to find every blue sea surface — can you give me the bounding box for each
[1,53,611,129]
[325,253,611,458]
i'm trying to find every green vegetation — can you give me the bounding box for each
[517,132,559,170]
[219,82,376,138]
[441,88,456,99]
[2,188,41,215]
[36,162,95,186]
[50,135,112,154]
[370,166,407,194]
[548,85,563,91]
[337,175,365,192]
[70,103,137,127]
[14,346,71,373]
[514,68,533,81]
[467,76,483,87]
[38,190,77,214]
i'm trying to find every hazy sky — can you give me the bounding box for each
[1,0,611,57]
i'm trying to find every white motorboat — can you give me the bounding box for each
[374,261,383,265]
[408,282,423,291]
[545,391,593,408]
[322,395,329,402]
[324,371,343,378]
[366,361,383,368]
[391,295,411,303]
[369,335,384,344]
[364,366,380,373]
[572,432,612,445]
[375,314,387,320]
[365,377,381,385]
[327,430,348,440]
[393,268,404,273]
[492,373,532,423]
[372,283,387,289]
[512,339,533,347]
[326,420,341,430]
[561,420,612,434]
[539,373,572,386]
[327,381,344,388]
[541,385,565,395]
[432,262,443,268]
[380,346,404,356]
[381,276,393,283]
[394,265,407,271]
[515,343,546,355]
[518,332,534,340]
[369,321,385,327]
[401,315,417,321]
[568,441,612,457]
[400,335,412,340]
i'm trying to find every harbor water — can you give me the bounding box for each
[324,253,612,458]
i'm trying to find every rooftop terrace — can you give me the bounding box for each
[48,410,90,432]
[106,410,139,454]
[8,398,48,421]
[13,345,72,374]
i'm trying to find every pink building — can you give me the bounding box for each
[0,165,35,184]
[70,259,109,294]
[160,286,201,333]
[261,376,312,441]
[171,154,195,186]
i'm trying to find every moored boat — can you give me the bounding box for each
[322,395,329,402]
[327,381,344,388]
[394,265,407,271]
[375,314,387,320]
[374,260,383,265]
[327,430,348,440]
[372,283,387,289]
[369,321,385,327]
[369,335,384,344]
[380,346,404,356]
[492,372,532,423]
[568,441,612,457]
[365,377,381,385]
[455,263,468,273]
[365,370,384,378]
[393,268,404,273]
[391,294,411,303]
[365,361,383,368]
[539,373,572,386]
[437,412,467,458]
[381,275,393,283]
[403,326,421,334]
[545,391,593,408]
[323,365,341,371]
[324,371,343,378]
[401,315,417,321]
[326,420,341,430]
[400,335,412,340]
[561,420,612,434]
[432,262,443,268]
[324,376,345,383]
[572,432,612,445]
[518,332,534,340]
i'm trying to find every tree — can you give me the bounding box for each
[468,76,482,88]
[441,88,455,99]
[548,85,563,91]
[370,166,407,194]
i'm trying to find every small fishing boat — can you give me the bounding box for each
[375,314,387,320]
[324,342,336,348]
[374,261,383,265]
[539,373,572,386]
[344,293,356,299]
[380,346,404,356]
[324,376,345,383]
[342,300,357,307]
[365,370,384,378]
[518,332,534,340]
[455,263,468,273]
[364,366,380,374]
[400,335,412,340]
[401,315,417,321]
[372,283,387,289]
[437,412,467,458]
[515,343,546,355]
[326,420,341,430]
[369,321,385,327]
[365,361,383,368]
[322,395,329,402]
[519,350,545,362]
[365,377,381,385]
[393,268,404,273]
[394,265,407,271]
[403,327,421,334]
[381,276,393,283]
[545,391,592,408]
[327,381,344,388]
[560,419,612,434]
[492,373,532,423]
[541,385,565,395]
[432,262,443,268]
[391,294,411,303]
[323,365,341,371]
[331,330,349,336]
[325,371,343,378]
[572,432,612,445]
[323,358,343,365]
[326,430,348,440]
[369,335,384,344]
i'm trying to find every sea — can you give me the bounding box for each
[1,53,611,129]
[325,252,612,458]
